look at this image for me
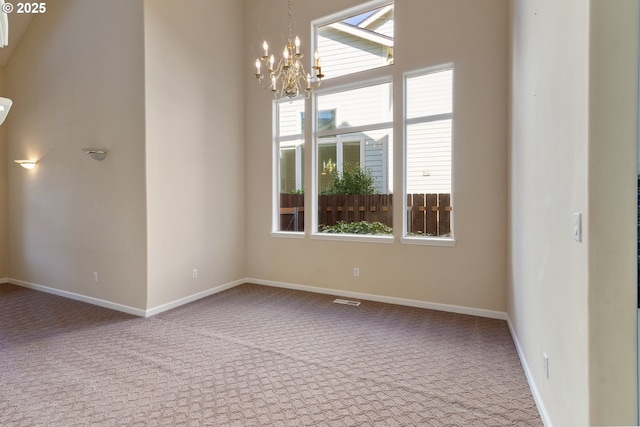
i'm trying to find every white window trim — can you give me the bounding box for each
[311,233,394,244]
[271,231,306,239]
[401,63,456,244]
[273,99,305,234]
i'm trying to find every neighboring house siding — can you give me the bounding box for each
[365,135,390,193]
[406,120,452,194]
[318,28,388,79]
[318,83,391,128]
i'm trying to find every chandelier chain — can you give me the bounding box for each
[288,0,292,42]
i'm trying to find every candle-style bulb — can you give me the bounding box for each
[263,41,269,56]
[255,59,261,74]
[295,36,300,54]
[269,54,275,69]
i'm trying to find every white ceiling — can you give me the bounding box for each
[0,12,33,66]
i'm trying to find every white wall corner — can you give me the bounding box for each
[506,315,553,427]
[144,279,245,317]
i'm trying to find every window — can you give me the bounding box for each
[272,1,454,243]
[404,66,454,240]
[315,2,394,80]
[275,99,305,233]
[315,81,393,235]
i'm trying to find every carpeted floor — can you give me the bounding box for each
[0,283,542,426]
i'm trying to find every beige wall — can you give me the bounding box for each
[588,1,638,424]
[509,0,638,425]
[244,0,510,312]
[6,0,148,308]
[509,1,590,424]
[0,66,6,279]
[143,0,245,309]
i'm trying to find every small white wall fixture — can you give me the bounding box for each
[13,159,37,169]
[0,97,12,125]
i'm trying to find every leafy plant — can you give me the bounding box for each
[286,188,304,195]
[320,220,392,235]
[322,163,378,195]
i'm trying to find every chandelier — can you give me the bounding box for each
[254,0,324,100]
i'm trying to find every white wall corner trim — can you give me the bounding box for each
[506,315,553,427]
[247,278,508,320]
[8,278,148,317]
[144,279,245,317]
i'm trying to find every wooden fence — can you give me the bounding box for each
[280,193,451,236]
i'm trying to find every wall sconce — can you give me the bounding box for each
[0,97,12,126]
[14,160,37,170]
[82,148,107,161]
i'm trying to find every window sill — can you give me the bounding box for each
[400,237,456,247]
[270,231,305,239]
[310,233,395,244]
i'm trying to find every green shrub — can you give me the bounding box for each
[320,220,392,235]
[322,163,378,195]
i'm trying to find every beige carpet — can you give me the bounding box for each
[0,283,542,426]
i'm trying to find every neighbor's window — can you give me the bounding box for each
[404,66,454,239]
[275,99,305,232]
[315,2,394,80]
[315,81,393,235]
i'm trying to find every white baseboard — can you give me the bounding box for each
[247,278,508,320]
[7,276,507,321]
[506,315,552,427]
[8,278,147,317]
[7,278,245,318]
[8,275,549,424]
[249,279,551,424]
[144,279,244,317]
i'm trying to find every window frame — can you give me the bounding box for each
[311,76,395,243]
[401,64,456,247]
[311,0,395,83]
[271,98,306,238]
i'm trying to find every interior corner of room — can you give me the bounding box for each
[0,1,638,426]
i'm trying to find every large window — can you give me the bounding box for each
[311,1,395,237]
[315,81,393,235]
[316,2,394,80]
[272,1,454,243]
[275,99,305,233]
[404,66,454,240]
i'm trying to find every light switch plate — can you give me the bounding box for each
[573,213,582,242]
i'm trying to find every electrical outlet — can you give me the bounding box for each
[353,267,359,277]
[543,353,549,379]
[93,272,99,283]
[192,269,198,279]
